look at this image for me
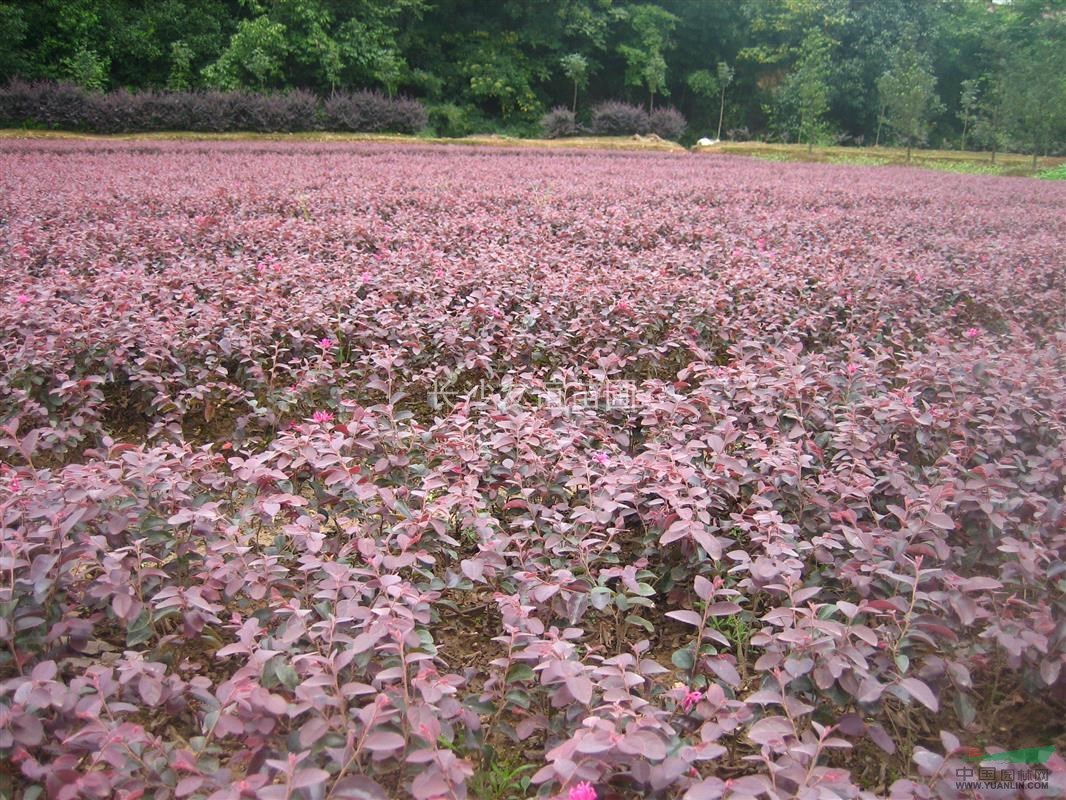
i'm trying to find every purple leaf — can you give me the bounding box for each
[363,731,405,753]
[748,716,793,746]
[900,678,939,712]
[665,609,702,626]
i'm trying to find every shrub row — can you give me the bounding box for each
[542,102,687,140]
[0,80,427,134]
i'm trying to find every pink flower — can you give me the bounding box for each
[568,782,597,800]
[592,451,610,465]
[681,689,703,712]
[16,293,30,304]
[311,410,334,424]
[964,327,981,339]
[846,363,859,376]
[434,268,445,278]
[317,337,335,349]
[360,271,371,283]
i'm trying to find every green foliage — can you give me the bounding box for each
[617,4,678,108]
[559,52,588,111]
[1003,35,1066,160]
[61,46,109,91]
[427,102,476,137]
[334,0,424,95]
[1036,163,1066,180]
[957,76,980,150]
[972,70,1008,155]
[921,159,1002,176]
[467,756,535,800]
[774,29,833,149]
[203,16,289,90]
[270,0,343,92]
[0,0,1061,150]
[462,32,544,118]
[559,52,589,87]
[877,45,943,157]
[0,2,28,79]
[716,61,734,90]
[687,69,717,100]
[167,40,194,91]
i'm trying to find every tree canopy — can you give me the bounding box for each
[1,0,1063,148]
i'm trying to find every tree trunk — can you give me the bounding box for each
[874,113,883,148]
[717,89,726,140]
[649,91,654,112]
[960,119,968,152]
[572,82,578,114]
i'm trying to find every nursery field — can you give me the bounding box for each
[1,141,1065,800]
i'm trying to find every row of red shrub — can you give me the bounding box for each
[0,80,427,134]
[542,102,687,140]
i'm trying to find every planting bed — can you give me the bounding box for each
[1,141,1065,799]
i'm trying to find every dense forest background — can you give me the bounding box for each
[1,0,1063,149]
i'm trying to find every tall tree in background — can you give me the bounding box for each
[714,61,733,140]
[877,45,942,161]
[973,70,1008,163]
[686,63,733,139]
[617,4,677,110]
[560,52,588,112]
[789,30,833,152]
[335,0,425,95]
[0,3,28,79]
[203,16,289,90]
[1004,38,1066,169]
[957,76,980,151]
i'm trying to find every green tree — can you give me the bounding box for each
[617,4,678,110]
[973,70,1007,163]
[62,46,109,90]
[167,40,194,90]
[790,31,832,151]
[203,15,289,90]
[335,0,425,95]
[560,52,589,112]
[1004,38,1066,170]
[957,76,980,151]
[687,61,734,140]
[714,61,734,140]
[108,0,231,90]
[461,32,545,118]
[0,2,29,79]
[686,68,717,132]
[268,0,341,92]
[877,45,942,161]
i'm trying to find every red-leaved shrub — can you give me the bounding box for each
[0,81,424,134]
[0,140,1064,799]
[648,106,687,140]
[591,100,651,135]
